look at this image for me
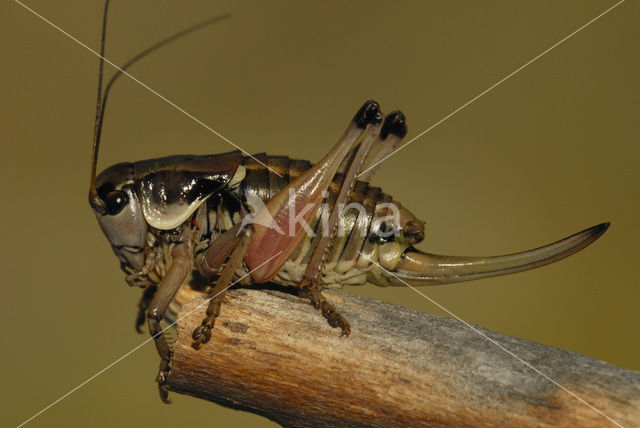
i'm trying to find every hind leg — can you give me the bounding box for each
[299,112,407,335]
[244,100,383,283]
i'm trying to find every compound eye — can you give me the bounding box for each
[104,190,129,215]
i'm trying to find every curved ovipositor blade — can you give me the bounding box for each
[377,223,609,285]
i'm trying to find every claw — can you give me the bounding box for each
[157,382,172,404]
[376,223,610,285]
[156,359,172,404]
[191,325,212,349]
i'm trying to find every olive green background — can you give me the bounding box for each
[2,1,638,426]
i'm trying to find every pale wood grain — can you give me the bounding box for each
[166,287,640,427]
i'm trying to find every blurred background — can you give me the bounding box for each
[2,1,638,426]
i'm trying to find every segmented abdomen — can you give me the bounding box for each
[238,155,423,287]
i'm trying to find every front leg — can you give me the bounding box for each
[147,237,193,403]
[135,284,157,333]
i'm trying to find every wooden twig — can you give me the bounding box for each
[166,287,640,427]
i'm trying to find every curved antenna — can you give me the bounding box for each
[89,0,110,211]
[96,13,232,164]
[89,6,231,210]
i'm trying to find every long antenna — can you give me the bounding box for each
[88,2,231,211]
[89,0,110,211]
[96,13,231,152]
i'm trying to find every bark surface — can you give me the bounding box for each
[166,287,639,427]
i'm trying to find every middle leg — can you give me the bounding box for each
[192,224,254,349]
